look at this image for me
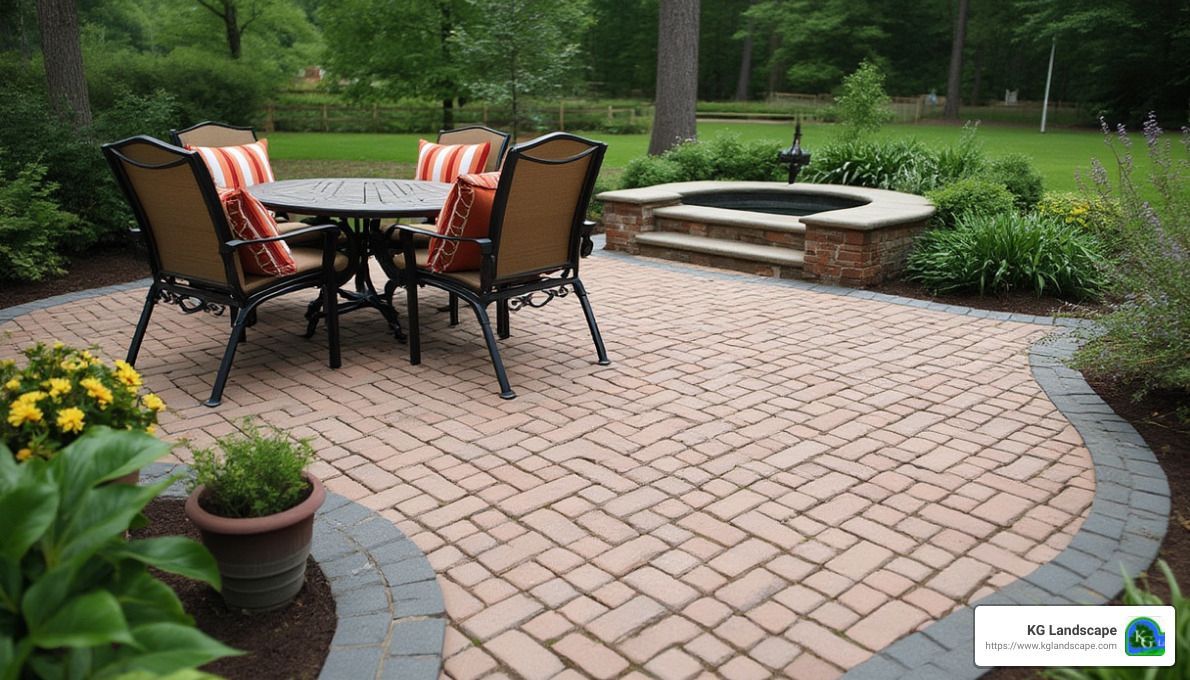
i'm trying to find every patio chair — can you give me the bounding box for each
[379,132,609,399]
[103,135,353,407]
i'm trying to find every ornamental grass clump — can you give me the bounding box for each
[189,419,315,518]
[906,212,1108,299]
[1,342,164,462]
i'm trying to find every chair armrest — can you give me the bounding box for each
[386,223,493,254]
[224,223,341,251]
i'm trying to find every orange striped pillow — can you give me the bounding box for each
[189,139,276,190]
[427,172,501,272]
[218,187,297,276]
[415,140,491,184]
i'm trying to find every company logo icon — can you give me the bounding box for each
[1124,617,1166,656]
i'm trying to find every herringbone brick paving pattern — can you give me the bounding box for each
[1,255,1094,679]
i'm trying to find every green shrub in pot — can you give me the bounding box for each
[0,427,236,679]
[184,420,324,611]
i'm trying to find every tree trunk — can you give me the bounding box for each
[442,99,454,130]
[734,26,753,101]
[649,0,699,155]
[943,0,969,119]
[224,2,242,59]
[36,0,92,128]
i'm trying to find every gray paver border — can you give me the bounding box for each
[2,240,1169,679]
[141,463,445,680]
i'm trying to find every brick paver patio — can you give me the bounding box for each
[1,252,1095,679]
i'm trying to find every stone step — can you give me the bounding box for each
[635,232,804,279]
[652,205,806,250]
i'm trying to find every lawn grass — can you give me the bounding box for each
[267,120,1179,195]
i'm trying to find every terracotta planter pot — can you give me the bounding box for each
[185,472,326,611]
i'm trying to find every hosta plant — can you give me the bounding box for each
[1,342,165,462]
[0,427,236,679]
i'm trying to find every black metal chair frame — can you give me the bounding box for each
[103,135,354,407]
[379,132,610,399]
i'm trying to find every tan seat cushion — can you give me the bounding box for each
[242,247,349,293]
[390,248,482,291]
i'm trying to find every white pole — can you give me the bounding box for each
[1041,37,1056,133]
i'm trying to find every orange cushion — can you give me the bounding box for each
[219,187,297,276]
[426,172,501,273]
[189,139,276,190]
[415,140,491,184]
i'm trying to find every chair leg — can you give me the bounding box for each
[126,284,159,366]
[449,294,459,326]
[466,300,515,400]
[574,279,610,366]
[229,306,247,343]
[324,277,341,370]
[405,279,421,365]
[304,297,323,338]
[497,299,510,339]
[205,305,252,407]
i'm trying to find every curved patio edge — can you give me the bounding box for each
[840,337,1169,679]
[588,243,1170,679]
[142,463,446,680]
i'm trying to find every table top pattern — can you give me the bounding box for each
[248,178,450,219]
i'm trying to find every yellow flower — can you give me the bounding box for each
[7,400,43,426]
[52,341,65,350]
[17,391,46,404]
[60,359,84,372]
[145,424,157,435]
[114,360,142,388]
[15,448,32,461]
[4,378,20,391]
[80,378,113,408]
[45,378,72,398]
[81,350,103,367]
[56,407,85,433]
[142,393,166,412]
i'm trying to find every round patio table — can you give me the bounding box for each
[248,178,450,341]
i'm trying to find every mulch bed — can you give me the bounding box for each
[132,498,336,680]
[0,245,149,310]
[871,279,1108,319]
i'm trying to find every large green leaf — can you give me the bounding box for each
[0,557,23,615]
[110,538,221,590]
[54,428,171,508]
[54,479,171,567]
[28,590,134,649]
[113,670,223,680]
[112,570,189,627]
[0,474,59,561]
[95,623,239,678]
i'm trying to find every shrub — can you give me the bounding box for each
[832,60,894,138]
[1,342,164,461]
[1036,192,1123,247]
[984,153,1044,210]
[905,212,1108,299]
[926,177,1017,228]
[189,420,315,518]
[801,138,940,192]
[1071,115,1189,403]
[1044,560,1186,680]
[618,134,784,189]
[0,159,77,282]
[935,123,987,185]
[0,428,237,677]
